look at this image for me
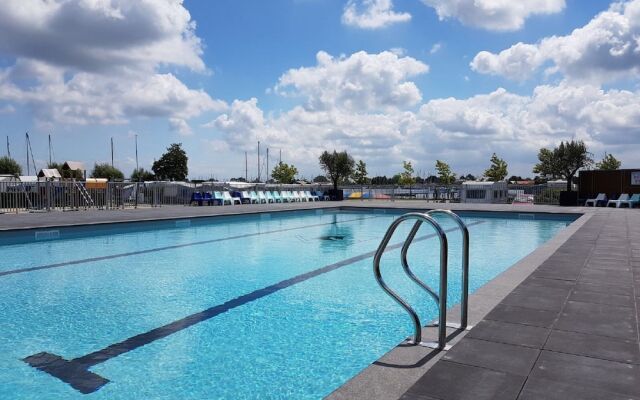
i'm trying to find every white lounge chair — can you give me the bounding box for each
[293,191,304,202]
[607,194,630,208]
[585,193,607,207]
[223,191,241,205]
[305,190,319,201]
[618,193,640,208]
[272,191,284,203]
[257,191,268,204]
[265,191,275,203]
[281,191,292,202]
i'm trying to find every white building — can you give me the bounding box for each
[460,181,508,203]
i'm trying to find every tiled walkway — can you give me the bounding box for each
[400,210,640,400]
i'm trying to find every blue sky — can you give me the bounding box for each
[1,0,638,180]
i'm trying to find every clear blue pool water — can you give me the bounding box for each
[0,209,573,399]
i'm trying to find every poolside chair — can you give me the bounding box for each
[257,191,268,204]
[618,193,640,208]
[265,191,275,203]
[213,191,227,205]
[238,191,252,204]
[190,192,203,206]
[298,190,310,202]
[203,191,215,206]
[249,191,259,204]
[281,191,292,202]
[305,190,319,201]
[607,194,630,208]
[223,191,241,205]
[585,193,607,207]
[271,191,283,203]
[292,191,303,202]
[314,190,330,201]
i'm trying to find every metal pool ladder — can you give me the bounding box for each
[373,210,470,351]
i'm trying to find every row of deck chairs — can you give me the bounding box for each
[585,193,640,208]
[190,190,330,206]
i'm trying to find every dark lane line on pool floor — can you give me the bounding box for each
[23,221,483,394]
[0,215,384,278]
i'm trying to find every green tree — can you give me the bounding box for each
[484,153,508,181]
[595,152,621,170]
[533,140,593,192]
[313,175,328,183]
[319,150,355,191]
[435,160,455,184]
[351,160,369,184]
[152,143,188,181]
[271,161,298,184]
[398,161,415,186]
[0,156,22,176]
[130,167,155,181]
[91,163,124,181]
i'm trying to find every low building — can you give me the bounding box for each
[37,168,62,180]
[460,181,508,203]
[62,161,86,180]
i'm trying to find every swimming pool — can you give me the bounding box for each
[0,208,575,399]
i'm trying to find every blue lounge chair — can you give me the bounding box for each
[203,191,215,206]
[585,193,607,207]
[190,192,203,206]
[607,194,629,208]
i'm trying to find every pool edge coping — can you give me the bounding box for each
[325,211,592,400]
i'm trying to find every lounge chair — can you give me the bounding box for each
[257,191,268,204]
[223,191,241,205]
[292,191,303,202]
[585,193,607,207]
[212,191,226,205]
[305,190,319,201]
[313,190,330,201]
[249,191,259,204]
[607,194,630,208]
[265,191,275,203]
[618,193,640,208]
[190,192,203,206]
[203,191,215,206]
[281,191,292,202]
[238,191,253,204]
[298,190,310,202]
[271,191,282,203]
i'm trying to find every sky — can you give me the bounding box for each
[0,0,639,180]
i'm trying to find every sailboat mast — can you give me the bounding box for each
[111,137,114,167]
[6,136,10,158]
[266,147,269,183]
[48,134,52,166]
[245,151,248,182]
[25,132,30,175]
[257,141,260,182]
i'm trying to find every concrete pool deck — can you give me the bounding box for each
[1,201,638,399]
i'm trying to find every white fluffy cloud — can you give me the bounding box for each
[0,0,223,126]
[422,0,565,31]
[342,0,411,29]
[471,0,640,82]
[275,50,428,112]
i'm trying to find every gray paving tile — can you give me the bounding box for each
[531,267,581,281]
[574,281,635,296]
[579,268,633,285]
[518,376,640,400]
[545,330,640,364]
[403,361,525,400]
[442,338,540,376]
[501,285,569,312]
[485,304,558,328]
[466,320,549,349]
[568,290,634,307]
[529,351,640,398]
[555,300,637,340]
[518,277,575,291]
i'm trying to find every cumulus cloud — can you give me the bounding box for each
[0,0,222,126]
[342,0,411,29]
[422,0,565,31]
[275,50,428,112]
[471,0,640,82]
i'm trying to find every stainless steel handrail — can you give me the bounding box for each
[373,212,448,350]
[426,209,470,330]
